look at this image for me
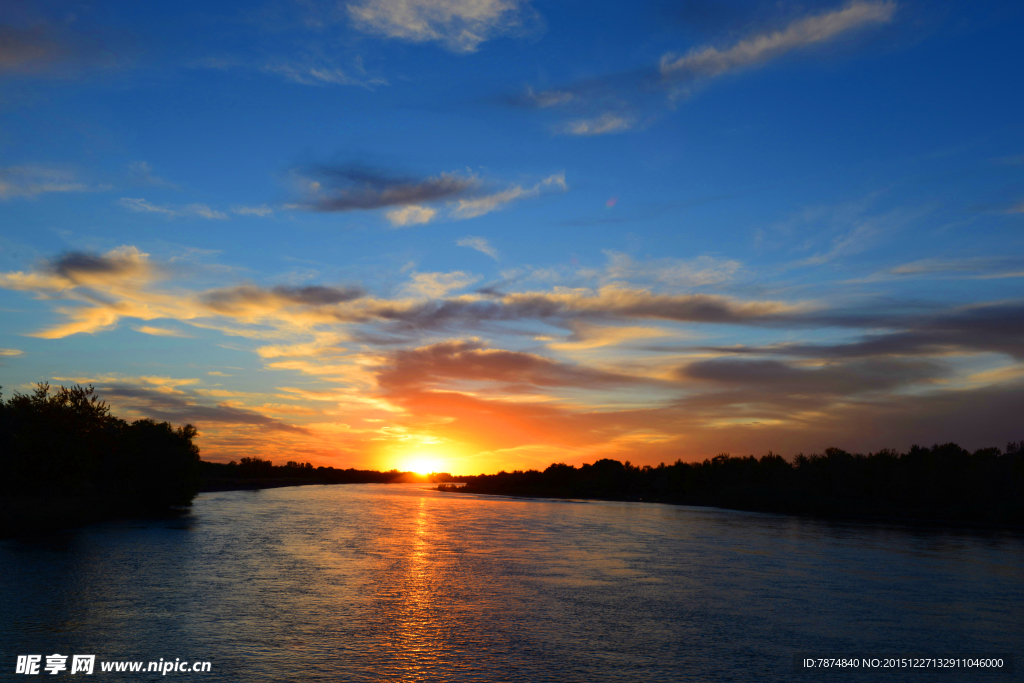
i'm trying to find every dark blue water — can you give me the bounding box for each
[2,484,1021,681]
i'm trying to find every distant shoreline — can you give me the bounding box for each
[436,445,1024,529]
[436,486,1024,531]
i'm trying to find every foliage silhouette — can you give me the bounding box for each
[440,444,1024,525]
[1,383,201,534]
[199,457,458,490]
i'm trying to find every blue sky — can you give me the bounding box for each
[1,0,1022,473]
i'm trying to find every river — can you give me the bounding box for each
[2,484,1020,681]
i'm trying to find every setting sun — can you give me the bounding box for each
[402,457,440,475]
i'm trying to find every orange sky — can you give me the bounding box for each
[2,246,1022,475]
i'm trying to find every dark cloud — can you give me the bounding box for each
[292,164,477,212]
[203,284,365,313]
[46,248,153,284]
[686,380,1024,459]
[697,302,1024,360]
[377,340,651,392]
[98,384,306,433]
[357,290,798,333]
[680,357,944,396]
[0,25,74,74]
[0,24,124,78]
[273,285,366,305]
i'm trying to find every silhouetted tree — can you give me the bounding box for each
[0,383,202,518]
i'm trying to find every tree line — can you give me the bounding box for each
[0,382,455,533]
[1,383,202,534]
[199,457,456,489]
[440,444,1024,525]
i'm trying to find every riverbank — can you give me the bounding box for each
[436,485,1024,529]
[437,445,1024,528]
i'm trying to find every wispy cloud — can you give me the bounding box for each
[0,166,93,199]
[347,0,540,53]
[0,348,24,356]
[289,164,478,212]
[556,113,634,136]
[0,24,126,78]
[523,87,574,108]
[92,380,306,433]
[449,173,567,219]
[132,325,191,337]
[232,205,275,217]
[872,256,1024,281]
[118,197,229,220]
[660,2,897,86]
[202,284,366,315]
[456,236,498,259]
[126,161,177,188]
[513,2,896,133]
[386,205,437,226]
[290,163,566,224]
[262,60,387,88]
[400,271,479,298]
[603,252,742,288]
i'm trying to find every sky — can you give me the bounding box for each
[1,0,1023,474]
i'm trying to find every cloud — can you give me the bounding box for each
[386,205,437,226]
[127,161,177,188]
[347,0,538,53]
[0,24,123,78]
[233,205,275,217]
[512,2,895,134]
[456,236,498,259]
[290,164,477,212]
[0,166,91,199]
[522,87,574,108]
[377,339,650,392]
[4,244,1022,467]
[681,357,943,396]
[118,197,177,217]
[547,322,670,351]
[186,204,229,220]
[202,284,366,314]
[290,164,565,223]
[873,256,1024,280]
[449,173,567,219]
[262,61,386,88]
[400,271,479,299]
[603,251,741,288]
[96,382,306,433]
[349,286,804,337]
[0,348,23,356]
[118,197,229,220]
[0,247,158,294]
[132,325,191,337]
[697,301,1024,362]
[660,1,897,84]
[51,247,154,283]
[796,222,879,267]
[557,113,634,136]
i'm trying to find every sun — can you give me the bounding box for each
[403,457,440,475]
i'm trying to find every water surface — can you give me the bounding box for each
[2,484,1021,681]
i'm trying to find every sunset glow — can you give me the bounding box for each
[1,1,1021,475]
[401,457,442,476]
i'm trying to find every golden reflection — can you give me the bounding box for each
[379,492,449,680]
